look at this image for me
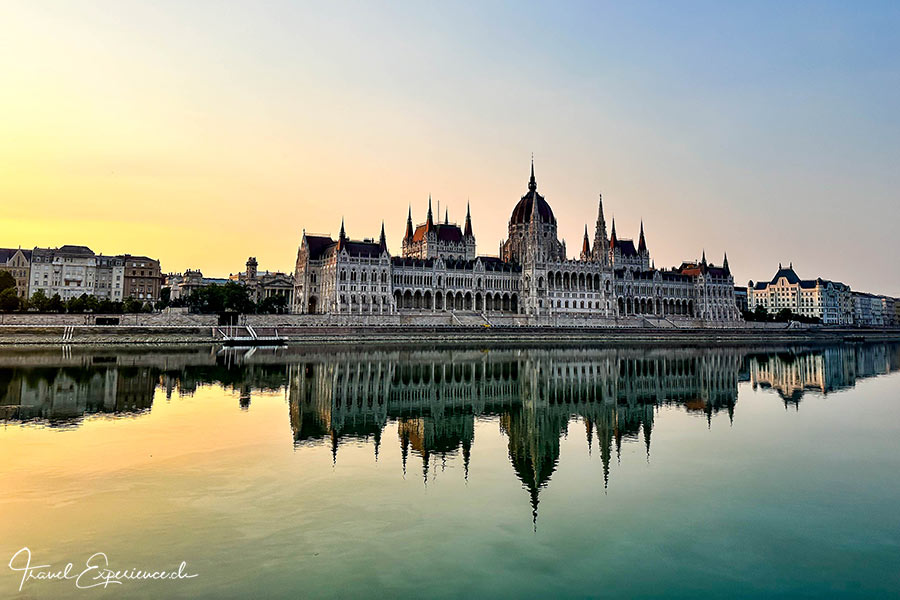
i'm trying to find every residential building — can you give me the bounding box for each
[852,292,885,327]
[30,245,100,301]
[0,248,32,298]
[122,255,162,303]
[747,265,852,324]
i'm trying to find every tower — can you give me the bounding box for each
[592,194,609,265]
[580,225,591,261]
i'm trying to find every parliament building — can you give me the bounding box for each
[293,162,741,325]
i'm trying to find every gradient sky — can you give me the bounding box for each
[1,1,898,294]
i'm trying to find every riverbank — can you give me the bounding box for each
[1,324,898,346]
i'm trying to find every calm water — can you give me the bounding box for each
[2,342,900,599]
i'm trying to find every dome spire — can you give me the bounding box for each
[528,155,537,192]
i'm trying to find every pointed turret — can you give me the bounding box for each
[638,220,647,254]
[464,201,473,237]
[337,218,347,250]
[426,195,434,231]
[592,194,608,262]
[701,249,707,266]
[723,252,730,275]
[404,206,413,242]
[379,221,387,251]
[609,218,618,249]
[580,225,591,259]
[444,207,449,225]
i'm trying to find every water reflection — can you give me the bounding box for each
[2,343,899,521]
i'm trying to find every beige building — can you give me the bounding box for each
[0,248,32,298]
[748,264,852,324]
[122,255,162,303]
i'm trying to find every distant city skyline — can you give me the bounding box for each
[2,2,898,295]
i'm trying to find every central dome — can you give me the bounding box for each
[509,162,556,225]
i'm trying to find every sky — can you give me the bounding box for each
[1,1,898,294]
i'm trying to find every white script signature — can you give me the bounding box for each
[8,547,198,591]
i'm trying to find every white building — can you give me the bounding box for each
[29,246,126,302]
[293,162,741,324]
[852,292,885,327]
[747,264,853,324]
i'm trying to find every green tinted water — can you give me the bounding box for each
[1,343,899,598]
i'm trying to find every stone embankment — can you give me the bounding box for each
[0,321,898,346]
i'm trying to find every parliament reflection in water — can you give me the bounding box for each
[2,343,899,520]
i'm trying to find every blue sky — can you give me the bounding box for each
[1,1,898,293]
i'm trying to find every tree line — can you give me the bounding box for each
[741,304,822,324]
[0,274,288,315]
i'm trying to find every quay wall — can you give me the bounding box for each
[0,323,898,346]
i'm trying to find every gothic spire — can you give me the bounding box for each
[593,193,608,262]
[464,201,473,237]
[405,206,413,241]
[528,156,537,192]
[581,225,591,258]
[379,221,387,250]
[444,207,448,225]
[426,195,434,230]
[609,218,618,249]
[337,218,346,250]
[638,220,647,254]
[723,252,730,275]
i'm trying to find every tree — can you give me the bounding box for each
[97,299,123,314]
[156,287,171,310]
[122,296,143,313]
[0,271,15,293]
[30,290,50,312]
[753,304,770,321]
[222,282,254,314]
[66,295,86,313]
[48,294,65,313]
[258,294,288,314]
[0,288,19,312]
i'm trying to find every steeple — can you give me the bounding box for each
[701,249,707,267]
[528,157,537,192]
[593,193,608,262]
[464,201,473,237]
[426,195,434,231]
[404,206,413,242]
[337,218,347,250]
[609,218,618,249]
[580,225,591,259]
[638,220,647,254]
[379,221,387,251]
[723,252,730,275]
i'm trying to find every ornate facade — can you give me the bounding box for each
[293,162,741,323]
[748,264,853,325]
